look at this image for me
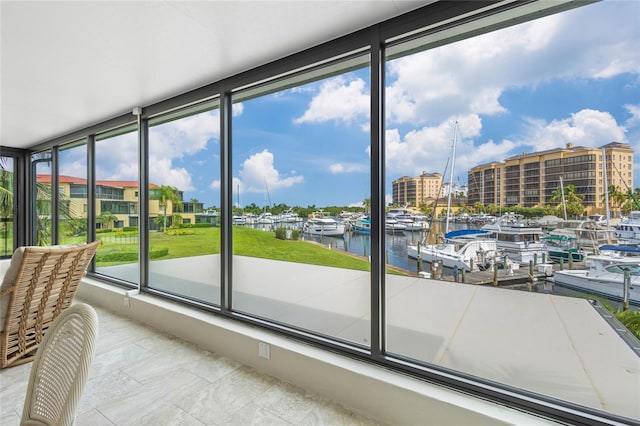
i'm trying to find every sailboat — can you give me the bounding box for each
[407,122,498,272]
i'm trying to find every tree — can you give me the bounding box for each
[550,184,584,219]
[97,211,118,230]
[153,185,183,231]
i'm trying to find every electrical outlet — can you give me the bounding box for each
[258,342,270,359]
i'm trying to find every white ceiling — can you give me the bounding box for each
[1,0,430,150]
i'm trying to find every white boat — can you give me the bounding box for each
[276,209,303,223]
[481,213,549,264]
[407,237,501,272]
[385,218,407,234]
[615,210,640,244]
[303,211,345,237]
[549,219,616,252]
[553,246,640,305]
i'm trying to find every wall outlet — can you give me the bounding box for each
[258,342,270,359]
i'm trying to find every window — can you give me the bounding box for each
[32,150,53,246]
[95,125,139,283]
[147,100,221,304]
[384,0,638,420]
[58,141,87,245]
[231,53,372,345]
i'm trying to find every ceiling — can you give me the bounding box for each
[1,0,430,150]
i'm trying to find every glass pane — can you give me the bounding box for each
[58,142,87,245]
[231,54,373,345]
[147,101,221,304]
[95,126,139,283]
[385,1,639,421]
[32,151,53,246]
[0,156,14,256]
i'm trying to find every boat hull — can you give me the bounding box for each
[553,270,640,305]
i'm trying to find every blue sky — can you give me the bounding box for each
[63,0,639,210]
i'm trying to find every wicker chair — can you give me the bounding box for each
[0,241,99,368]
[21,302,98,426]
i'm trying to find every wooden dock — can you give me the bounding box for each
[431,261,587,286]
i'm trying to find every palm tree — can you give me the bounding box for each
[550,184,584,218]
[97,211,118,230]
[152,185,183,231]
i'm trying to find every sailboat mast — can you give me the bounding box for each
[559,175,567,220]
[602,148,611,226]
[445,121,458,234]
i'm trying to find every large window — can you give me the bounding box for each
[147,101,221,304]
[231,54,373,344]
[58,141,87,245]
[95,126,139,283]
[384,0,639,420]
[31,150,53,246]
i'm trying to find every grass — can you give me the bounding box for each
[90,226,379,273]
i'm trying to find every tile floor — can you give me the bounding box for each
[0,304,386,426]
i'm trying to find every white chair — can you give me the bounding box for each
[20,303,99,426]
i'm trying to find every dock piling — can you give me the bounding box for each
[624,270,631,311]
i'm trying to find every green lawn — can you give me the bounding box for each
[92,226,383,273]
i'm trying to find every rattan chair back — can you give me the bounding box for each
[20,302,98,426]
[0,241,99,368]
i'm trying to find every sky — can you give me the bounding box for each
[60,0,639,210]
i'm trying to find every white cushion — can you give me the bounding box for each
[0,247,26,333]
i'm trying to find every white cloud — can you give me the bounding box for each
[295,76,369,125]
[329,162,367,174]
[385,114,488,178]
[518,109,627,152]
[625,104,640,128]
[216,150,303,194]
[385,1,639,127]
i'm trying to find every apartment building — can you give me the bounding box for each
[37,174,212,229]
[391,172,442,207]
[468,142,634,214]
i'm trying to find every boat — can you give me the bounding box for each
[303,211,345,237]
[615,210,640,245]
[407,235,502,272]
[480,213,549,264]
[385,218,407,234]
[553,247,640,305]
[548,219,617,252]
[276,209,303,223]
[542,234,586,262]
[352,217,371,234]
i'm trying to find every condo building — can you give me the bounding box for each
[391,172,442,207]
[467,142,634,214]
[36,175,215,230]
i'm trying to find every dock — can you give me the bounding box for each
[429,260,587,286]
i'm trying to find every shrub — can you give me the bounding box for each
[96,228,113,234]
[96,247,169,262]
[275,228,287,240]
[291,229,300,240]
[165,229,196,236]
[123,226,138,232]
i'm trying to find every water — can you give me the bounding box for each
[300,220,638,309]
[302,221,471,273]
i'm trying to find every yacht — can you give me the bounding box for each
[553,246,640,305]
[481,213,548,264]
[303,211,345,237]
[615,211,640,245]
[407,236,501,272]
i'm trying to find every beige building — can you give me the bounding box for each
[392,171,443,208]
[467,142,634,214]
[38,175,213,229]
